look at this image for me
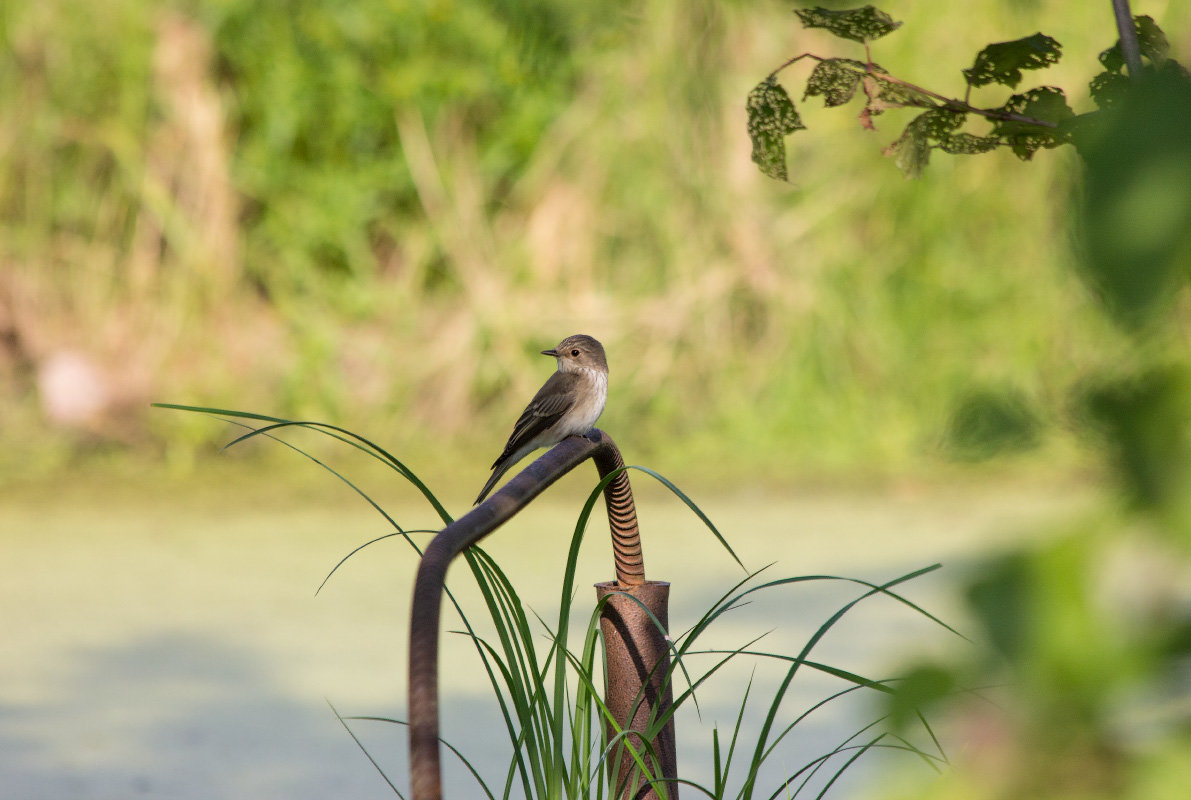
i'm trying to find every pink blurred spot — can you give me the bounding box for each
[37,350,110,426]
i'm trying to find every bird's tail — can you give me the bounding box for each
[474,461,513,505]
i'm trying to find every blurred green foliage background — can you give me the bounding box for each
[5,0,1185,484]
[4,2,1191,798]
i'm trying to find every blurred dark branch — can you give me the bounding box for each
[1111,0,1144,79]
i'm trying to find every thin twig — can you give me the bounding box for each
[768,52,820,80]
[771,53,1060,130]
[873,72,1060,128]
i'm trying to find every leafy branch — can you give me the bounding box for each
[747,4,1183,180]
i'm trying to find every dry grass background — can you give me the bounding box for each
[2,0,1187,483]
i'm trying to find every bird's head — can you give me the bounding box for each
[542,334,608,374]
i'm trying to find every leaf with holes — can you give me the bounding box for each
[938,132,1000,155]
[1090,70,1130,110]
[992,87,1074,160]
[884,108,997,176]
[963,33,1062,88]
[1134,15,1170,62]
[857,72,935,131]
[918,109,999,156]
[883,113,933,178]
[795,5,901,44]
[747,78,805,181]
[804,58,869,107]
[1100,15,1170,72]
[868,73,936,110]
[917,107,965,138]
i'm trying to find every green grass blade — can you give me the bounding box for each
[547,469,617,791]
[915,708,948,764]
[315,529,434,595]
[723,565,962,640]
[463,558,551,798]
[456,630,543,800]
[716,668,757,797]
[573,603,612,798]
[151,404,453,524]
[663,631,776,732]
[151,403,290,424]
[669,566,784,716]
[761,684,875,770]
[713,726,723,798]
[769,717,884,800]
[684,650,892,694]
[813,732,885,800]
[886,730,947,773]
[671,564,774,645]
[327,701,405,798]
[624,464,745,571]
[741,565,943,799]
[469,549,558,751]
[339,712,498,800]
[152,406,435,536]
[228,419,451,525]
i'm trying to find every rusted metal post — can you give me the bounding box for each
[596,580,677,800]
[407,429,677,800]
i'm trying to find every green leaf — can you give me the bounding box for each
[962,32,1062,88]
[746,77,805,181]
[1082,367,1191,535]
[917,107,965,138]
[873,78,934,108]
[885,663,956,732]
[804,58,868,107]
[883,114,931,179]
[991,86,1074,160]
[862,72,936,114]
[1004,85,1074,123]
[882,108,969,177]
[1089,70,1131,110]
[1099,40,1125,73]
[966,551,1031,658]
[1133,15,1170,62]
[1077,68,1191,330]
[1099,15,1170,72]
[794,5,902,44]
[937,132,1000,155]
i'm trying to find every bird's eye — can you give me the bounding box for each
[570,349,580,357]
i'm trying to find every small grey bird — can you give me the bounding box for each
[474,334,609,504]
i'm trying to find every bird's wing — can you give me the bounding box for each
[492,371,579,466]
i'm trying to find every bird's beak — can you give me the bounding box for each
[541,348,559,357]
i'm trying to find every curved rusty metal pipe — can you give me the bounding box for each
[596,435,645,587]
[408,428,648,800]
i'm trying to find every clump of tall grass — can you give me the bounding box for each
[159,402,957,798]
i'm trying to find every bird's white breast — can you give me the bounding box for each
[561,367,607,436]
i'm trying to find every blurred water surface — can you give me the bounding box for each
[1,472,1090,799]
